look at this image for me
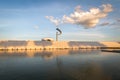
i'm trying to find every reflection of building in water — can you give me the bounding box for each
[0,49,69,58]
[0,50,27,56]
[0,49,117,59]
[34,50,69,60]
[0,49,102,58]
[69,49,101,55]
[26,50,36,57]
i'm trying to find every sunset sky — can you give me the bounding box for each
[0,0,120,41]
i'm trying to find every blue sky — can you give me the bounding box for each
[0,0,120,41]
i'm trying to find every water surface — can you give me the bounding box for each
[0,49,120,80]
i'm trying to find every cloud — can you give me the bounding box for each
[46,16,61,26]
[62,4,113,28]
[46,4,113,29]
[110,19,120,30]
[117,18,120,22]
[99,22,110,26]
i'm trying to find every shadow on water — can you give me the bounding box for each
[0,50,120,80]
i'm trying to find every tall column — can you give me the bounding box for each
[56,32,58,41]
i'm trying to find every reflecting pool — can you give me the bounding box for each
[0,49,120,80]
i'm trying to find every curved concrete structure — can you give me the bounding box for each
[0,40,120,50]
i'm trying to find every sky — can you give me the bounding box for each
[0,0,120,41]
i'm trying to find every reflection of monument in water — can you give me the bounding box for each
[34,50,70,59]
[0,49,100,58]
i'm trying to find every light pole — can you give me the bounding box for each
[56,28,62,41]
